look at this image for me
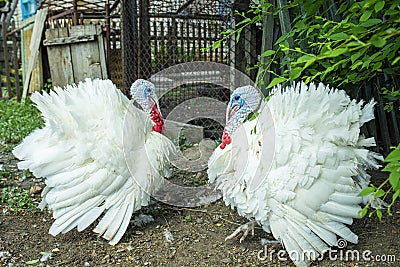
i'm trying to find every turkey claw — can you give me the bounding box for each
[225,221,255,243]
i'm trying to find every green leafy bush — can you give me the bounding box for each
[359,145,400,219]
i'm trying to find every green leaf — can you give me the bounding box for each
[369,35,386,47]
[236,28,243,43]
[384,8,398,16]
[26,259,40,265]
[360,10,372,22]
[296,54,316,63]
[328,32,350,41]
[260,50,275,58]
[373,188,385,198]
[325,48,348,58]
[376,208,382,220]
[358,186,375,196]
[275,32,291,45]
[374,1,385,12]
[351,26,367,34]
[373,61,382,70]
[392,189,400,204]
[351,52,362,63]
[389,172,400,189]
[382,163,400,172]
[384,147,400,162]
[360,18,382,27]
[290,67,303,79]
[235,17,251,27]
[364,0,378,9]
[346,41,363,47]
[294,20,306,29]
[392,56,400,65]
[212,40,221,50]
[359,206,368,217]
[266,77,286,89]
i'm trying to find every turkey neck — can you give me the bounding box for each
[150,105,164,134]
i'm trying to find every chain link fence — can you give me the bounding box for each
[34,0,260,140]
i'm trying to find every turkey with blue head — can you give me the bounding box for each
[208,82,383,267]
[13,78,175,245]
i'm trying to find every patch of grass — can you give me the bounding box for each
[184,172,207,187]
[182,215,191,223]
[174,134,193,151]
[0,187,38,212]
[0,99,44,149]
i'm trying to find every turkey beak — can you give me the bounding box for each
[226,103,240,124]
[148,96,157,111]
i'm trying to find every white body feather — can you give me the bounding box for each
[13,78,175,245]
[208,82,383,266]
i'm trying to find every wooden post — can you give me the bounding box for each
[22,8,48,102]
[372,84,391,154]
[186,21,190,61]
[122,0,138,93]
[277,0,292,74]
[153,20,159,72]
[160,20,165,68]
[233,0,249,74]
[73,0,78,26]
[105,0,111,78]
[2,15,13,99]
[139,0,150,79]
[256,0,275,94]
[11,21,21,101]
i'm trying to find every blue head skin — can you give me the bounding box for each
[130,79,160,114]
[225,85,262,136]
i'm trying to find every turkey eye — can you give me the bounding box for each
[233,95,240,101]
[146,88,152,93]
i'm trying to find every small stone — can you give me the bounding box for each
[40,251,52,262]
[221,257,232,264]
[29,186,42,195]
[195,172,203,179]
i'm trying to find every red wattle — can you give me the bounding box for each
[150,105,164,134]
[220,130,231,150]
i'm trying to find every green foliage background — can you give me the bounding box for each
[215,0,400,218]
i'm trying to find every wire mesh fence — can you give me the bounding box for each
[10,0,259,140]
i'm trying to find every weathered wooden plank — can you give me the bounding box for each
[11,21,21,101]
[70,24,103,83]
[373,86,391,154]
[43,34,95,46]
[1,15,12,99]
[96,25,108,79]
[22,8,48,101]
[45,27,74,88]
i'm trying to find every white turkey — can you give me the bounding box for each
[13,78,175,245]
[208,82,383,266]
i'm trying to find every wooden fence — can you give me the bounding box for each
[0,20,21,101]
[44,24,108,88]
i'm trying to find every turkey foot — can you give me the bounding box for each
[225,220,256,243]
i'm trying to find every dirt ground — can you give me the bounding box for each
[0,145,399,267]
